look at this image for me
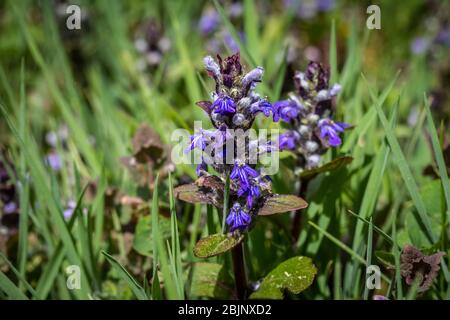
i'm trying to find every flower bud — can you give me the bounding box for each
[232,113,246,126]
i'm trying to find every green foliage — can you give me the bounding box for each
[194,233,244,258]
[250,256,317,299]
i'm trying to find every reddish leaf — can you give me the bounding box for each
[258,194,308,216]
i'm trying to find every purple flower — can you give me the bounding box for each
[238,183,260,208]
[273,100,300,122]
[317,0,336,12]
[226,202,251,232]
[436,29,450,48]
[318,119,349,147]
[373,295,388,300]
[250,100,273,117]
[212,126,232,146]
[3,202,18,214]
[278,131,299,150]
[410,37,430,55]
[63,200,77,220]
[224,32,245,53]
[46,152,62,171]
[198,10,220,34]
[242,67,264,88]
[186,130,208,153]
[196,162,207,176]
[212,96,236,114]
[230,162,259,190]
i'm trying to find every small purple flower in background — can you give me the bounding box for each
[46,152,62,171]
[274,61,349,169]
[226,202,251,232]
[410,37,430,55]
[436,28,450,48]
[279,131,300,150]
[3,202,18,214]
[284,0,335,19]
[373,295,388,300]
[63,200,77,220]
[198,8,220,35]
[273,99,300,122]
[318,119,350,147]
[224,31,245,53]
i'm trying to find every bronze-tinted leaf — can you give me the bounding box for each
[174,183,210,204]
[194,233,244,258]
[132,124,164,163]
[258,194,308,216]
[174,175,225,208]
[196,101,212,113]
[196,175,224,192]
[301,156,353,180]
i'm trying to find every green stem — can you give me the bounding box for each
[222,173,231,233]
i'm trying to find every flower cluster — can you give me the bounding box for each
[186,53,275,232]
[274,61,349,170]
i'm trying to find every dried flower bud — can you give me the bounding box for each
[203,55,220,78]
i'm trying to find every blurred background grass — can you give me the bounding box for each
[0,0,449,300]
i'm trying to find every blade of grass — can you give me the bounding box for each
[102,251,148,300]
[362,73,437,244]
[0,252,36,297]
[0,271,28,300]
[363,218,374,300]
[329,19,338,83]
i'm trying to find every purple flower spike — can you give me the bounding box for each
[318,119,349,147]
[226,202,251,232]
[212,96,236,114]
[230,162,259,190]
[273,100,299,122]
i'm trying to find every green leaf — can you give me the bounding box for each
[190,262,232,299]
[250,256,317,299]
[194,233,244,258]
[300,156,353,180]
[133,214,171,257]
[101,251,148,300]
[258,194,308,216]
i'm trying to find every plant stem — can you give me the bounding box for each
[231,242,247,300]
[222,173,230,233]
[291,178,310,245]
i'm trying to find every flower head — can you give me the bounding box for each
[212,96,236,114]
[400,245,446,293]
